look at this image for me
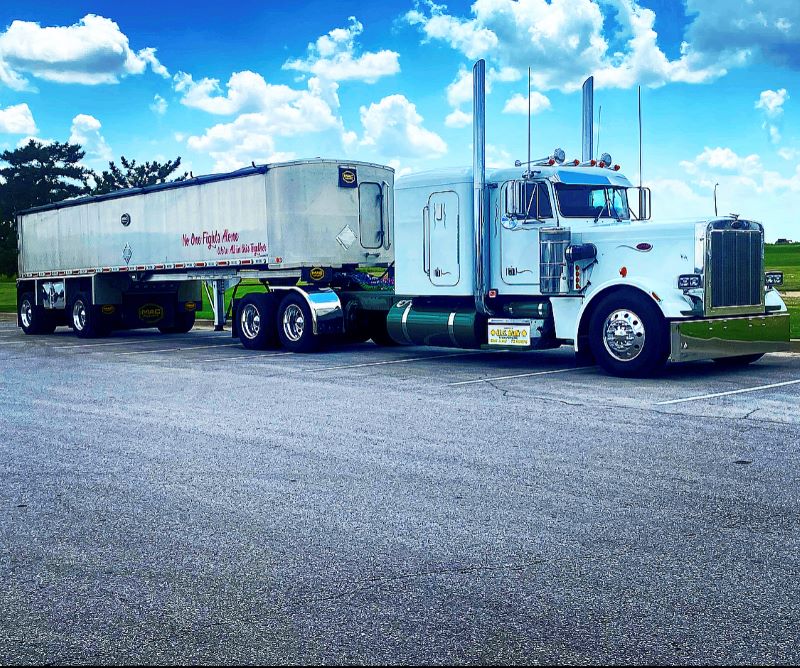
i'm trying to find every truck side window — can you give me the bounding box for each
[506,180,553,220]
[522,181,553,220]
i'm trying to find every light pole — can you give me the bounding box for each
[714,182,719,217]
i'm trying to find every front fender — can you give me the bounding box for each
[567,278,688,350]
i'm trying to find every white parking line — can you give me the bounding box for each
[448,366,587,386]
[53,334,227,349]
[306,350,490,372]
[656,378,800,405]
[86,343,241,356]
[194,351,292,363]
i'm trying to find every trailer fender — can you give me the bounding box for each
[571,279,687,351]
[272,286,344,335]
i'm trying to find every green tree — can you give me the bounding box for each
[0,139,93,277]
[92,155,187,194]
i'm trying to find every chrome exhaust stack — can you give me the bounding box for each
[582,76,594,163]
[473,59,492,316]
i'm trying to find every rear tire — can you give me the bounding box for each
[713,353,764,367]
[589,290,668,377]
[237,294,278,350]
[159,310,196,334]
[276,294,319,353]
[70,292,108,339]
[19,292,56,335]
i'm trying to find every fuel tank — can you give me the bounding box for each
[386,300,486,348]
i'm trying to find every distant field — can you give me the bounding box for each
[0,279,14,314]
[765,243,800,291]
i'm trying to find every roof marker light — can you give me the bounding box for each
[598,161,606,168]
[613,164,621,171]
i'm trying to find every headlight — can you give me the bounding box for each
[678,274,703,289]
[765,271,784,287]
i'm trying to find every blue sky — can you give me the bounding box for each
[0,0,798,240]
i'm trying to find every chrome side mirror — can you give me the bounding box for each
[630,186,651,220]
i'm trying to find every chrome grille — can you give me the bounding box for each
[706,224,763,313]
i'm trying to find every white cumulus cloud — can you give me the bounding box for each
[755,88,789,145]
[69,113,112,163]
[407,0,749,93]
[0,14,169,89]
[150,94,167,115]
[0,103,37,134]
[359,94,447,159]
[283,16,400,83]
[502,91,552,115]
[756,88,789,117]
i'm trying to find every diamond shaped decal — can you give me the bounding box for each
[123,243,132,265]
[336,225,356,250]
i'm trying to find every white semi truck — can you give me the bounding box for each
[15,60,790,376]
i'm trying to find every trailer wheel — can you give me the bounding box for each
[277,294,319,353]
[70,292,108,339]
[713,354,764,367]
[237,294,278,350]
[159,311,196,334]
[19,292,56,335]
[588,290,668,377]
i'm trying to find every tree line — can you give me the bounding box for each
[0,139,187,277]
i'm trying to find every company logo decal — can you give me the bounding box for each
[338,166,358,188]
[139,303,164,323]
[617,243,653,253]
[184,301,197,312]
[309,267,325,281]
[101,305,116,315]
[121,213,131,227]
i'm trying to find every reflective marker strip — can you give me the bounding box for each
[448,366,585,386]
[656,378,800,405]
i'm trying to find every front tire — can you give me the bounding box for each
[277,294,319,353]
[589,291,668,377]
[19,292,56,335]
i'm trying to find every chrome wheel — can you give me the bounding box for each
[72,299,87,332]
[20,299,33,329]
[602,309,645,361]
[282,303,305,342]
[240,304,261,340]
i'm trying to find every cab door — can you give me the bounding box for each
[424,190,460,287]
[499,180,555,286]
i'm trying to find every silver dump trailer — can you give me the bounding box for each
[16,159,397,349]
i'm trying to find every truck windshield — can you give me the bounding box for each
[554,184,630,220]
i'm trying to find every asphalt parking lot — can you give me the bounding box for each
[1,320,799,665]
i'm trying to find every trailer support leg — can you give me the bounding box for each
[211,280,226,332]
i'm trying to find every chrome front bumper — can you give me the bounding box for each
[669,313,790,362]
